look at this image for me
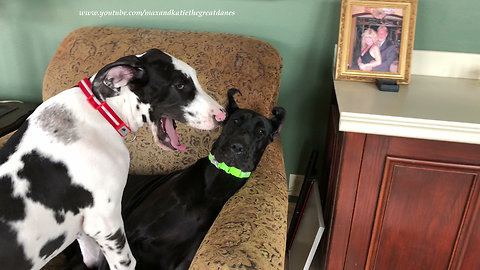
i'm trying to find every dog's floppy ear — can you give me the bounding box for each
[269,107,286,141]
[92,55,146,101]
[227,88,241,114]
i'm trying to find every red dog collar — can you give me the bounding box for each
[78,78,131,137]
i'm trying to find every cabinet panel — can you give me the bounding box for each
[366,157,480,270]
[459,195,480,269]
[322,132,366,270]
[344,135,390,269]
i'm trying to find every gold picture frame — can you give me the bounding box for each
[335,0,417,84]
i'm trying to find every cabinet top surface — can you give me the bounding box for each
[334,75,480,144]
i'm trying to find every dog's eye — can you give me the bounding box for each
[175,83,185,90]
[233,119,240,125]
[257,129,265,137]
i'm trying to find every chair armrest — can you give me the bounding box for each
[190,138,287,269]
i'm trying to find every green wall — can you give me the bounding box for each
[1,0,479,177]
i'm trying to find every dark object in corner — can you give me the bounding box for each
[376,79,399,92]
[0,101,38,137]
[286,150,319,251]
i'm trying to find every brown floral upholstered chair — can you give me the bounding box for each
[14,27,287,269]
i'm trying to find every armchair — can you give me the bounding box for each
[2,27,288,269]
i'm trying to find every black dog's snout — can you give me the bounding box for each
[230,143,244,154]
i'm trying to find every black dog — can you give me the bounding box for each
[62,89,285,270]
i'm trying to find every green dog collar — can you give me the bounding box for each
[208,153,251,178]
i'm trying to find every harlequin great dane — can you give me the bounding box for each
[0,49,226,270]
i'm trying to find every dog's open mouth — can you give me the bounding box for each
[150,117,186,152]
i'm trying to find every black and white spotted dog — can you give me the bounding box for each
[0,49,226,270]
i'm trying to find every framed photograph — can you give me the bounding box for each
[335,0,417,84]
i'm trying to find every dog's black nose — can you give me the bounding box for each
[230,143,244,154]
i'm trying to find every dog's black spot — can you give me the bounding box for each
[17,150,94,215]
[0,120,29,164]
[0,222,33,269]
[142,115,147,123]
[127,49,197,124]
[55,212,65,224]
[120,258,131,266]
[36,104,79,144]
[0,175,26,221]
[106,229,126,251]
[39,233,66,259]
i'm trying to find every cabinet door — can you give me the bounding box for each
[345,135,480,270]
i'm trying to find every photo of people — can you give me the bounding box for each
[347,6,404,73]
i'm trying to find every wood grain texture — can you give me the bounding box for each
[366,157,479,270]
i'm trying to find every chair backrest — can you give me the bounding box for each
[43,27,282,174]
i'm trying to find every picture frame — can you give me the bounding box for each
[334,0,417,84]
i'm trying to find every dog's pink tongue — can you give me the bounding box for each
[164,117,186,152]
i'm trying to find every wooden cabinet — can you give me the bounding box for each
[319,105,480,270]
